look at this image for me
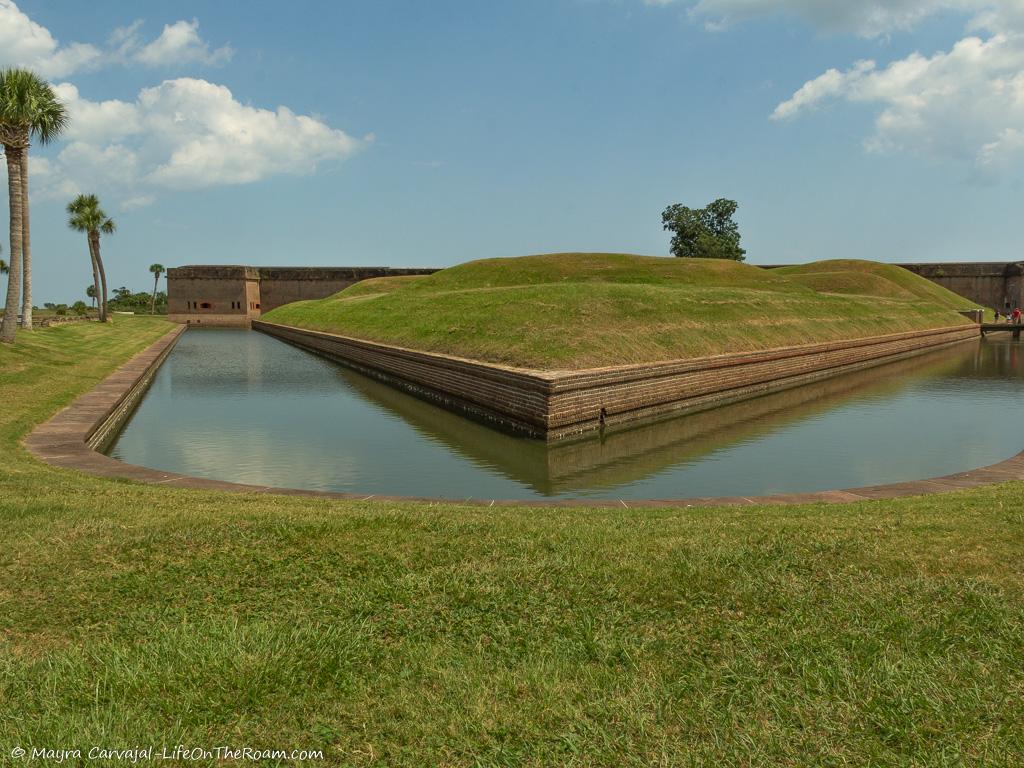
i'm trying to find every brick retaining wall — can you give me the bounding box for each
[252,321,979,440]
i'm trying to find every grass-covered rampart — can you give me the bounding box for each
[262,254,978,369]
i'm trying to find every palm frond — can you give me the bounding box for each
[0,68,68,146]
[31,92,69,145]
[66,193,114,235]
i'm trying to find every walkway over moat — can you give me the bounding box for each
[981,323,1024,338]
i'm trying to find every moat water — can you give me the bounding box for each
[106,328,1024,500]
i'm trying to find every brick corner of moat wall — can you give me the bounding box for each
[252,321,980,440]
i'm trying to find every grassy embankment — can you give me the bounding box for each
[1,318,1023,765]
[263,254,978,369]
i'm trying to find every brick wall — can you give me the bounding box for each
[253,321,979,440]
[168,266,439,325]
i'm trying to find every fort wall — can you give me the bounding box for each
[758,261,1024,310]
[167,265,438,326]
[170,261,1023,328]
[896,262,1024,312]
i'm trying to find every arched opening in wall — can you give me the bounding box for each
[199,302,212,310]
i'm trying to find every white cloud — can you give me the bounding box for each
[120,195,155,211]
[662,0,1022,38]
[33,78,367,202]
[771,60,878,120]
[56,142,141,189]
[27,156,80,201]
[52,83,141,144]
[772,29,1024,173]
[2,3,365,207]
[141,79,362,188]
[0,1,232,77]
[645,1,1024,175]
[0,0,101,77]
[135,19,233,67]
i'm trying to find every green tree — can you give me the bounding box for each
[71,300,88,316]
[0,68,68,341]
[149,264,165,315]
[67,194,115,323]
[86,283,97,308]
[661,198,746,262]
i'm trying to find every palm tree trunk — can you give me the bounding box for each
[88,237,101,322]
[151,275,158,314]
[93,232,110,323]
[0,146,24,343]
[20,150,32,330]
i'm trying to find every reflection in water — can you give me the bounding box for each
[107,329,1024,500]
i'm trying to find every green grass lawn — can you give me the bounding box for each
[262,255,979,369]
[2,318,1023,766]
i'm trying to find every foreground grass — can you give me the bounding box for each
[1,319,1023,766]
[263,255,977,369]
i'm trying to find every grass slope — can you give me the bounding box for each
[774,260,973,308]
[262,254,977,369]
[1,319,1023,765]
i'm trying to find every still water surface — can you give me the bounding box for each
[107,329,1024,500]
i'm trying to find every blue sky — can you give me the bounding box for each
[2,0,1023,303]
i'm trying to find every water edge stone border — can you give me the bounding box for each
[21,321,1024,508]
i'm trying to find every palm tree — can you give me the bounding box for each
[0,247,7,305]
[86,283,96,308]
[67,194,115,323]
[0,68,68,341]
[149,264,165,314]
[68,196,104,322]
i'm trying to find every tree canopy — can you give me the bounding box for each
[67,194,116,236]
[0,68,68,147]
[0,68,69,340]
[661,198,746,261]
